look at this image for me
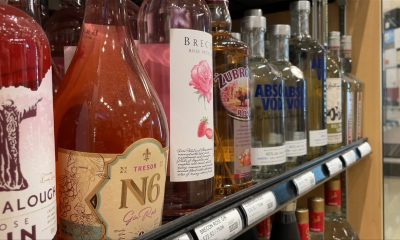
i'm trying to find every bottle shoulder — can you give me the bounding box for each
[249,58,282,80]
[213,32,248,50]
[289,37,326,55]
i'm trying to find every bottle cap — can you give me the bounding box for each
[329,31,341,48]
[241,15,266,31]
[341,35,352,51]
[296,209,309,224]
[326,178,341,191]
[308,197,325,212]
[230,32,241,41]
[290,1,311,12]
[244,9,263,16]
[270,24,291,37]
[282,201,297,212]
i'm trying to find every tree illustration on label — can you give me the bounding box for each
[189,60,212,103]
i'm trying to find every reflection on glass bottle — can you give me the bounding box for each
[7,0,42,24]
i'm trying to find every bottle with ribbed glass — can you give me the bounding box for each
[309,197,325,240]
[138,0,214,220]
[55,0,169,238]
[324,178,359,239]
[326,31,343,151]
[207,0,252,198]
[269,24,307,169]
[289,1,327,160]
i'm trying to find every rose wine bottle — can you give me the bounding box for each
[138,0,214,220]
[54,0,169,238]
[0,3,57,239]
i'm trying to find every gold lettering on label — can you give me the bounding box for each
[119,178,148,208]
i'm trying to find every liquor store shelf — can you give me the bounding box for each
[139,139,372,240]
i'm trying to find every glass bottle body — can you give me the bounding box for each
[270,211,301,240]
[7,0,42,23]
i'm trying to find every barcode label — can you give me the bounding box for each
[341,150,357,166]
[293,171,316,195]
[325,158,343,176]
[241,191,277,225]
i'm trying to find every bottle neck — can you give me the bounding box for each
[329,46,340,60]
[242,28,265,58]
[269,35,289,62]
[208,1,231,32]
[291,11,310,38]
[84,0,127,26]
[341,50,352,73]
[325,205,343,219]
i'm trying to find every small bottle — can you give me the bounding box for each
[324,178,359,240]
[326,31,343,151]
[296,209,311,240]
[7,0,42,24]
[257,218,271,240]
[269,24,307,169]
[0,3,56,239]
[309,197,325,240]
[270,201,301,240]
[289,1,327,160]
[207,0,253,198]
[55,0,169,238]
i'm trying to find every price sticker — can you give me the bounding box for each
[293,171,316,195]
[341,150,357,166]
[325,158,343,176]
[357,142,372,158]
[194,209,243,240]
[241,191,277,225]
[172,233,192,240]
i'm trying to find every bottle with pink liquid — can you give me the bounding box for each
[138,0,214,221]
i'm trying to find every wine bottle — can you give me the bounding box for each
[270,201,301,240]
[0,4,56,239]
[207,0,253,199]
[309,197,325,240]
[55,0,169,238]
[296,209,311,240]
[138,0,214,220]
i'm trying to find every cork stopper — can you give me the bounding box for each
[308,197,325,212]
[326,178,341,191]
[282,201,297,212]
[296,208,309,224]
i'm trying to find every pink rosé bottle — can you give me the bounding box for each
[138,0,214,220]
[0,3,57,239]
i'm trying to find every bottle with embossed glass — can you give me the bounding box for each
[241,13,286,179]
[269,24,307,169]
[289,1,327,160]
[55,0,169,238]
[207,0,252,198]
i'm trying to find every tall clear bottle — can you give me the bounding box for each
[326,31,343,151]
[0,3,57,239]
[289,1,327,160]
[207,0,252,198]
[138,0,214,220]
[269,24,307,169]
[55,0,169,238]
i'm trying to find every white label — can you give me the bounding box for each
[194,209,243,240]
[358,142,372,158]
[293,171,316,195]
[241,191,277,225]
[173,233,192,240]
[341,150,357,166]
[0,69,57,239]
[286,139,307,157]
[345,91,354,144]
[63,46,77,73]
[170,29,214,182]
[251,145,286,166]
[325,158,343,176]
[356,92,363,139]
[327,78,343,144]
[309,129,328,147]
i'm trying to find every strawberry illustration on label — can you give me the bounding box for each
[205,128,213,139]
[198,118,208,137]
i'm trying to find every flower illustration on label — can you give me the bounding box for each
[189,60,212,103]
[197,117,213,140]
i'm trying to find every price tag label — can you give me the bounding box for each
[293,171,316,195]
[172,233,192,240]
[241,191,277,225]
[325,158,343,176]
[194,209,243,240]
[357,142,372,158]
[341,150,357,166]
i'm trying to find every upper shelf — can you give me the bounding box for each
[138,139,372,240]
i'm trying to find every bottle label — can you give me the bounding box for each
[58,139,168,239]
[234,120,252,177]
[345,91,354,144]
[310,211,325,233]
[215,67,250,120]
[298,223,311,240]
[309,129,328,147]
[326,189,342,206]
[284,84,305,110]
[327,78,343,144]
[356,91,363,139]
[64,46,77,73]
[286,139,307,157]
[0,69,57,239]
[169,29,214,182]
[254,83,284,111]
[251,145,286,166]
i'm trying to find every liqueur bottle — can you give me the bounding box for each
[138,0,214,220]
[326,31,343,151]
[7,0,42,24]
[270,201,301,240]
[268,24,307,169]
[208,0,253,198]
[309,197,325,240]
[44,0,85,94]
[0,4,57,239]
[296,209,311,240]
[55,0,169,238]
[324,178,359,240]
[289,1,327,160]
[242,14,286,179]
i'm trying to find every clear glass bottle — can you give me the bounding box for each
[7,0,42,24]
[208,0,252,199]
[289,1,327,160]
[326,31,343,151]
[0,3,56,239]
[138,0,214,220]
[324,178,359,240]
[269,24,307,169]
[296,209,311,240]
[309,197,325,240]
[270,201,301,240]
[55,0,169,238]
